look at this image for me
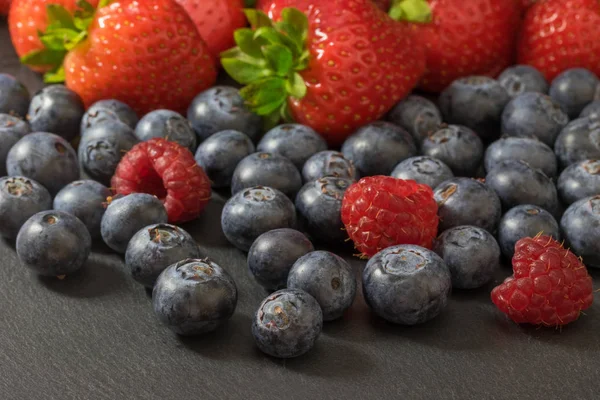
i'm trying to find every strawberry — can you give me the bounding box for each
[223,0,426,146]
[518,0,600,82]
[389,0,521,92]
[1,0,12,15]
[174,0,247,63]
[16,0,217,116]
[373,0,391,11]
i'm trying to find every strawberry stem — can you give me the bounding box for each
[389,0,432,23]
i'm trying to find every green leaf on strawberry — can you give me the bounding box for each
[389,0,432,23]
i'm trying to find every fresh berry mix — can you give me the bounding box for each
[421,125,484,177]
[53,180,111,239]
[341,121,417,177]
[500,92,569,148]
[230,152,302,198]
[554,116,600,169]
[0,176,51,240]
[153,258,238,336]
[252,289,323,359]
[187,86,261,142]
[301,151,358,184]
[16,210,91,277]
[391,156,454,189]
[485,160,559,216]
[256,124,327,170]
[433,226,500,289]
[126,224,201,288]
[491,235,593,327]
[362,244,451,325]
[221,186,296,252]
[484,137,557,179]
[134,110,197,152]
[287,251,357,321]
[558,160,600,206]
[434,177,502,234]
[549,68,599,119]
[386,95,443,145]
[438,76,511,142]
[0,73,30,118]
[295,177,352,245]
[27,85,85,142]
[80,99,139,134]
[247,228,314,291]
[580,100,600,119]
[498,205,560,260]
[6,132,79,196]
[78,120,139,185]
[497,65,549,98]
[100,193,169,254]
[111,138,212,223]
[561,195,600,269]
[341,176,438,257]
[0,113,30,176]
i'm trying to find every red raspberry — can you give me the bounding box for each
[341,176,439,258]
[491,235,594,327]
[111,138,211,224]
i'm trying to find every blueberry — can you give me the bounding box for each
[0,176,51,239]
[439,76,510,142]
[557,160,600,206]
[485,160,559,215]
[221,186,296,252]
[498,205,560,259]
[187,86,261,142]
[580,100,600,119]
[134,109,196,151]
[247,228,314,291]
[27,85,85,142]
[549,68,599,119]
[295,177,351,244]
[0,114,30,176]
[78,120,139,185]
[194,129,255,188]
[497,65,549,98]
[100,193,168,254]
[500,92,569,148]
[554,116,600,169]
[421,124,484,177]
[362,245,451,325]
[6,132,79,196]
[560,195,600,268]
[341,121,417,177]
[257,124,327,170]
[252,289,323,358]
[434,177,502,233]
[433,226,500,289]
[53,180,111,238]
[126,224,201,288]
[391,156,454,189]
[0,73,30,118]
[80,99,138,135]
[230,152,301,198]
[386,95,443,144]
[153,258,238,335]
[301,151,358,183]
[16,211,91,277]
[484,137,557,178]
[287,251,356,321]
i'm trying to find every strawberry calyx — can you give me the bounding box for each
[388,0,432,23]
[19,0,113,83]
[220,8,310,129]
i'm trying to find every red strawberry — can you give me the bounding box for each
[491,235,594,327]
[518,0,600,82]
[224,0,426,146]
[390,0,522,93]
[174,0,247,63]
[1,0,12,15]
[340,176,439,258]
[372,0,391,11]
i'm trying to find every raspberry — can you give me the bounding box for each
[111,138,211,223]
[340,176,439,257]
[491,235,594,327]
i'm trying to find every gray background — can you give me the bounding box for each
[1,19,599,400]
